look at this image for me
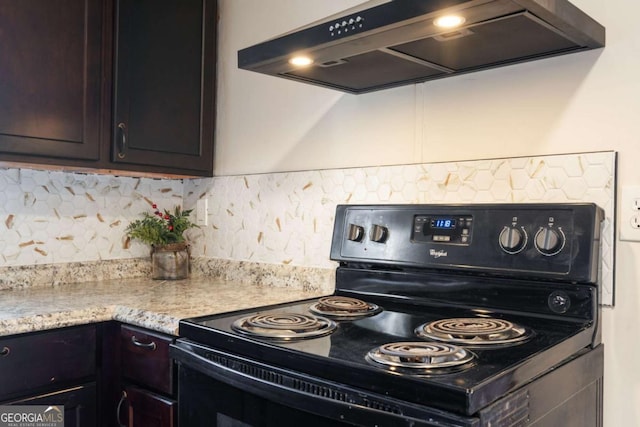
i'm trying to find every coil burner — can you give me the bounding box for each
[231,312,337,342]
[366,342,475,374]
[416,317,532,347]
[309,296,382,320]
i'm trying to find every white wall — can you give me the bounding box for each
[216,0,640,424]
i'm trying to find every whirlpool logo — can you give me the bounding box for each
[0,405,64,427]
[429,249,448,259]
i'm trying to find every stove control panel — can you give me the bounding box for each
[413,215,473,245]
[331,203,604,283]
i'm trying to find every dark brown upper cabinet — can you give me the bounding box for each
[112,0,216,175]
[0,0,216,177]
[0,0,103,162]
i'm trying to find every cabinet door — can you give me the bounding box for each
[0,0,103,161]
[112,0,216,175]
[122,386,176,427]
[5,383,97,427]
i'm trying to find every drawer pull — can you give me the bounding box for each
[0,346,9,356]
[131,336,157,351]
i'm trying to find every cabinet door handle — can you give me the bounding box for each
[116,390,128,427]
[0,346,9,357]
[131,335,157,351]
[117,122,127,159]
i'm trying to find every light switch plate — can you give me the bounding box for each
[196,199,208,226]
[619,186,640,241]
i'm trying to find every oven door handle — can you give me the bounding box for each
[170,341,475,427]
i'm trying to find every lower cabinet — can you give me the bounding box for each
[0,322,178,427]
[115,324,177,427]
[0,324,97,427]
[8,383,97,427]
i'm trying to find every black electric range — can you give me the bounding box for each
[172,203,604,427]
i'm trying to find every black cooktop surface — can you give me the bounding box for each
[180,290,596,415]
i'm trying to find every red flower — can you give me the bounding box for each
[152,203,157,209]
[164,214,170,220]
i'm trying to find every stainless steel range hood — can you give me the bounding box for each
[238,0,605,94]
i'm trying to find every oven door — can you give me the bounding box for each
[170,339,479,427]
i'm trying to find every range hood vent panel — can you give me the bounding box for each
[238,0,605,94]
[285,50,448,92]
[392,12,580,71]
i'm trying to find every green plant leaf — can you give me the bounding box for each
[126,205,198,246]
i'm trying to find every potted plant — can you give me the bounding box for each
[126,204,197,280]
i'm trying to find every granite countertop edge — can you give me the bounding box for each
[0,276,331,338]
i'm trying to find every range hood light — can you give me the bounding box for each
[433,15,466,28]
[289,56,314,67]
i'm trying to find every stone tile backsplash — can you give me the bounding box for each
[0,169,183,263]
[184,151,616,305]
[0,151,616,304]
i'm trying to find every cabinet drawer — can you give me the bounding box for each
[121,325,174,394]
[0,325,96,400]
[5,383,97,427]
[123,386,176,427]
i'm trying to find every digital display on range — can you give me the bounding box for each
[431,218,456,229]
[413,214,473,245]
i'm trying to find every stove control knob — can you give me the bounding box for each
[534,227,565,256]
[347,224,365,242]
[370,224,389,243]
[499,226,527,254]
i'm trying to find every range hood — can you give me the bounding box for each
[238,0,605,94]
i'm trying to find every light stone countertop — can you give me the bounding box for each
[0,277,330,337]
